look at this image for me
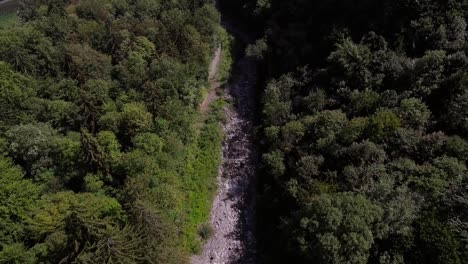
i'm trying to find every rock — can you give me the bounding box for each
[190,17,258,264]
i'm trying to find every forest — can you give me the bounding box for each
[1,0,467,264]
[0,0,229,263]
[220,0,468,263]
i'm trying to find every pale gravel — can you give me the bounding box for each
[191,18,258,264]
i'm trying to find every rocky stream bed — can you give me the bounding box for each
[191,15,259,264]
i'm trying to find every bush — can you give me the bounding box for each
[198,222,214,240]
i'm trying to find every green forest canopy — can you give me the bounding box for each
[0,0,226,263]
[221,0,468,263]
[1,0,467,263]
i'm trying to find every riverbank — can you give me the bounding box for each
[191,13,259,264]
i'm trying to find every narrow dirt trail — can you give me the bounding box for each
[191,17,258,264]
[200,47,222,114]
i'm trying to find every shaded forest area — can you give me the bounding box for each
[1,0,467,263]
[0,0,229,263]
[222,0,468,263]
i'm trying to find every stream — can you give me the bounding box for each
[191,14,259,264]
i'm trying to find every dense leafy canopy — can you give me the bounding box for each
[0,0,225,263]
[221,0,468,263]
[1,0,467,263]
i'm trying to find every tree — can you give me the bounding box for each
[97,130,121,173]
[47,0,68,16]
[5,123,58,176]
[413,50,446,97]
[77,20,108,51]
[132,133,164,156]
[303,88,327,113]
[341,163,387,190]
[445,136,468,162]
[77,79,112,133]
[296,155,324,180]
[76,0,110,20]
[263,74,295,126]
[80,128,105,173]
[446,90,468,136]
[328,39,372,89]
[338,117,368,144]
[18,0,41,21]
[28,192,125,263]
[133,0,162,19]
[0,27,36,74]
[262,150,285,179]
[280,121,305,152]
[364,176,420,238]
[119,103,153,145]
[308,110,348,140]
[65,44,112,83]
[286,192,383,263]
[339,140,386,166]
[348,89,380,116]
[52,131,81,187]
[0,156,39,244]
[0,243,37,264]
[116,50,150,89]
[397,98,431,130]
[76,224,148,264]
[0,62,36,130]
[410,216,462,264]
[246,38,268,59]
[142,79,178,115]
[368,110,401,142]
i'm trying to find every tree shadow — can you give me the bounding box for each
[216,6,262,263]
